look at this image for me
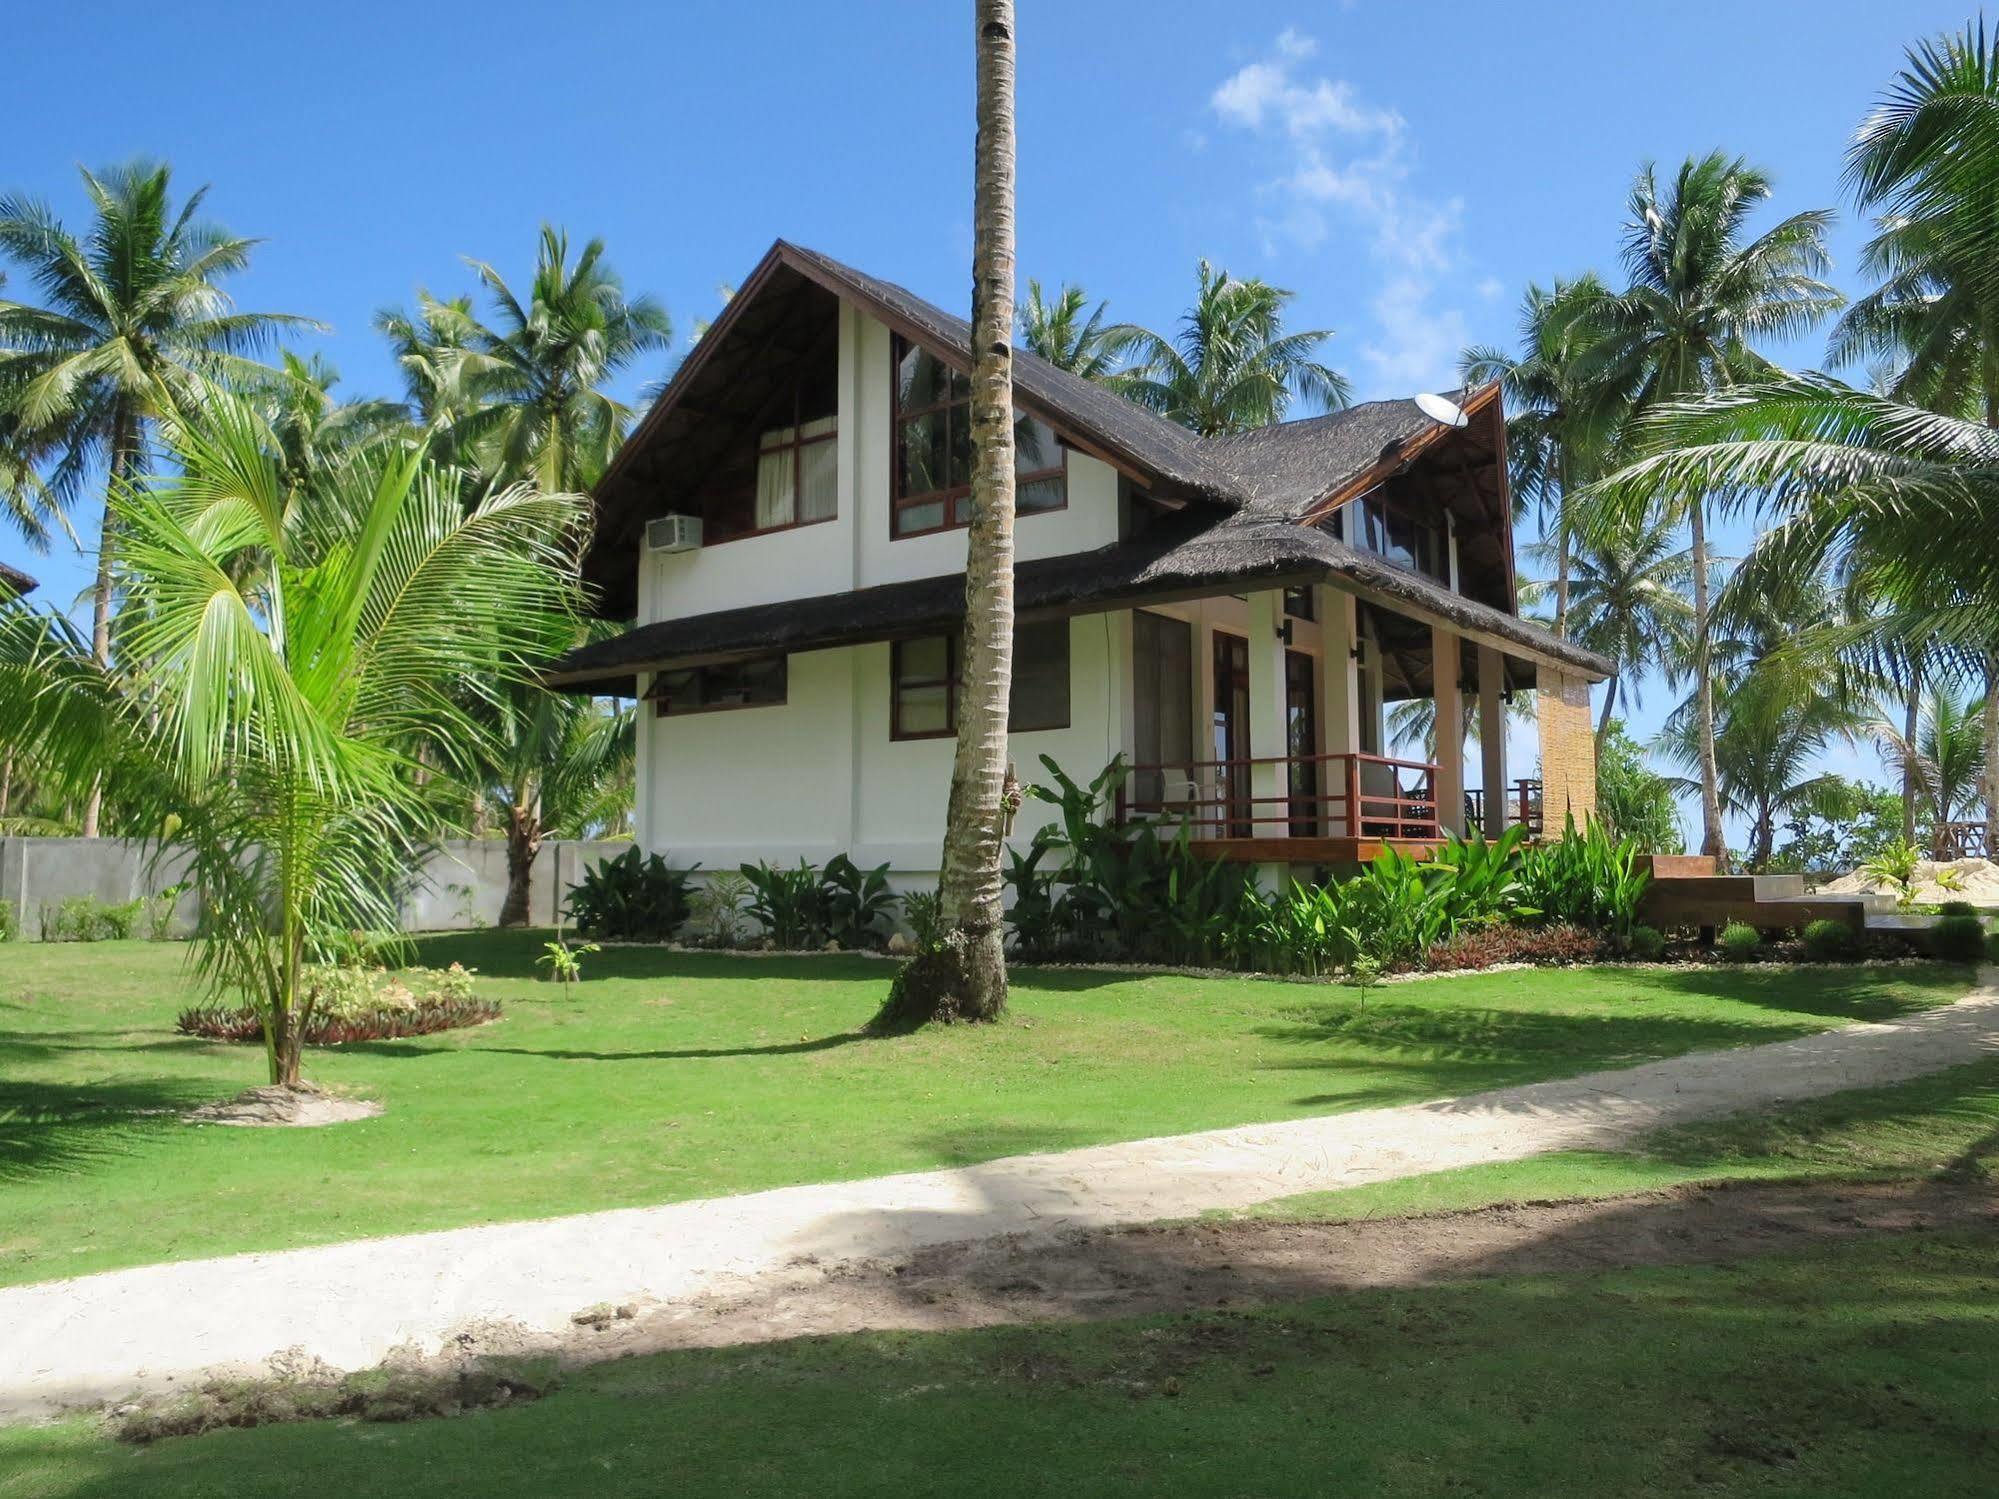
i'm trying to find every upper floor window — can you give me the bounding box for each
[1346,493,1449,585]
[892,338,1066,538]
[889,619,1071,738]
[651,655,788,717]
[755,414,838,532]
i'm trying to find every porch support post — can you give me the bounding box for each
[1248,590,1289,840]
[1477,644,1508,837]
[1431,623,1465,836]
[1320,586,1361,836]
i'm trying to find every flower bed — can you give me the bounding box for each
[176,963,498,1045]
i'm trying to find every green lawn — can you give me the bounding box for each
[4,1228,1994,1498]
[1240,1049,1999,1224]
[0,930,1969,1287]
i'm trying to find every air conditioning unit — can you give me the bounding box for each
[646,514,703,554]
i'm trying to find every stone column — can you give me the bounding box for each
[1537,667,1597,829]
[1477,644,1508,837]
[1430,624,1465,836]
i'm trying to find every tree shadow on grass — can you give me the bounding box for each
[1621,963,1964,1024]
[0,1077,217,1184]
[407,929,892,986]
[358,1029,879,1063]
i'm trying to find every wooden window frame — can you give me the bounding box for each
[891,335,1067,540]
[890,636,958,740]
[889,621,1072,740]
[650,656,789,718]
[731,388,838,542]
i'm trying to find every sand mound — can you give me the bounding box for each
[1822,856,1999,906]
[186,1084,383,1128]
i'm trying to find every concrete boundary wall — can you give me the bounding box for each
[0,838,631,941]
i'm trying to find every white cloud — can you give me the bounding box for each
[1476,275,1505,302]
[1206,29,1475,394]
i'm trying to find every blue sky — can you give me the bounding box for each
[0,0,1977,845]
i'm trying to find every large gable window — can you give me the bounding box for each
[893,337,1066,538]
[890,619,1071,739]
[1346,493,1449,585]
[650,656,788,717]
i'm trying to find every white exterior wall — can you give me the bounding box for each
[632,299,1130,875]
[641,614,1120,875]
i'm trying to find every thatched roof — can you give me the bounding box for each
[547,505,1611,697]
[0,561,36,597]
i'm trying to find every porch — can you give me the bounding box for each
[1107,581,1578,867]
[1114,749,1545,863]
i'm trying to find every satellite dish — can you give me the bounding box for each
[1415,392,1469,428]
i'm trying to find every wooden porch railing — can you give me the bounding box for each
[1464,779,1543,836]
[1115,751,1443,840]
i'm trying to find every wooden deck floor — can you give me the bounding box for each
[1185,836,1455,864]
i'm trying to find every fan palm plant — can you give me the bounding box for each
[0,162,317,832]
[1461,274,1629,636]
[1018,280,1119,378]
[0,393,585,1087]
[1105,260,1350,435]
[1588,152,1842,858]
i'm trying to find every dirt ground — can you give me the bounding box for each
[437,1177,1998,1371]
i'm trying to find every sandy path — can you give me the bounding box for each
[5,976,1997,1418]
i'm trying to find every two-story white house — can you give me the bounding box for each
[547,241,1613,881]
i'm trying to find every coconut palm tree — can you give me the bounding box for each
[1460,274,1629,636]
[1018,280,1119,378]
[249,351,410,499]
[483,661,635,927]
[0,392,584,1087]
[433,227,670,494]
[1106,260,1350,435]
[1543,515,1694,750]
[1871,682,1988,859]
[1833,19,1999,420]
[1589,152,1843,859]
[0,162,317,832]
[879,0,1020,1027]
[1662,670,1859,872]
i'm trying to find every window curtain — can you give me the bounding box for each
[756,437,796,531]
[796,416,838,522]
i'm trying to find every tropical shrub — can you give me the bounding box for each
[566,846,696,941]
[1929,913,1987,964]
[821,854,897,950]
[1625,924,1667,961]
[1718,922,1761,961]
[688,872,752,947]
[1801,918,1857,961]
[1516,819,1649,936]
[900,889,947,949]
[740,859,832,949]
[1937,900,1980,918]
[1595,723,1685,853]
[1861,839,1921,900]
[144,883,190,941]
[0,899,15,943]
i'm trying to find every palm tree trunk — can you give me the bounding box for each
[1984,651,1999,859]
[1595,675,1619,755]
[882,0,1017,1026]
[501,802,542,927]
[1903,657,1923,849]
[81,399,138,839]
[1688,495,1724,860]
